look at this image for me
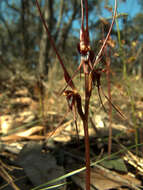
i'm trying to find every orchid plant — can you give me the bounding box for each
[36,0,118,189]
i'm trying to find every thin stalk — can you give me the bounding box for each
[126,83,138,154]
[92,0,117,68]
[82,118,90,190]
[104,45,112,156]
[83,73,92,190]
[81,0,84,30]
[85,0,88,30]
[76,72,91,190]
[106,56,112,156]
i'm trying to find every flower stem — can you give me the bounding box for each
[83,73,92,190]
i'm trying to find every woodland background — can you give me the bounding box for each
[0,0,143,190]
[0,0,143,78]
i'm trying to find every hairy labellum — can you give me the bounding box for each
[81,51,90,62]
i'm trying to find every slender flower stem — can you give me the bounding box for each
[85,0,89,30]
[83,73,92,190]
[83,118,90,190]
[81,0,84,29]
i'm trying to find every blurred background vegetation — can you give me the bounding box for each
[0,0,143,80]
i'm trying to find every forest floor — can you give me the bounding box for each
[0,71,143,190]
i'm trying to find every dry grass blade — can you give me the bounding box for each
[0,159,20,190]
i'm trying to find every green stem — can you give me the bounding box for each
[126,83,138,154]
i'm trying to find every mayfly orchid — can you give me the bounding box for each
[61,0,117,93]
[35,0,118,189]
